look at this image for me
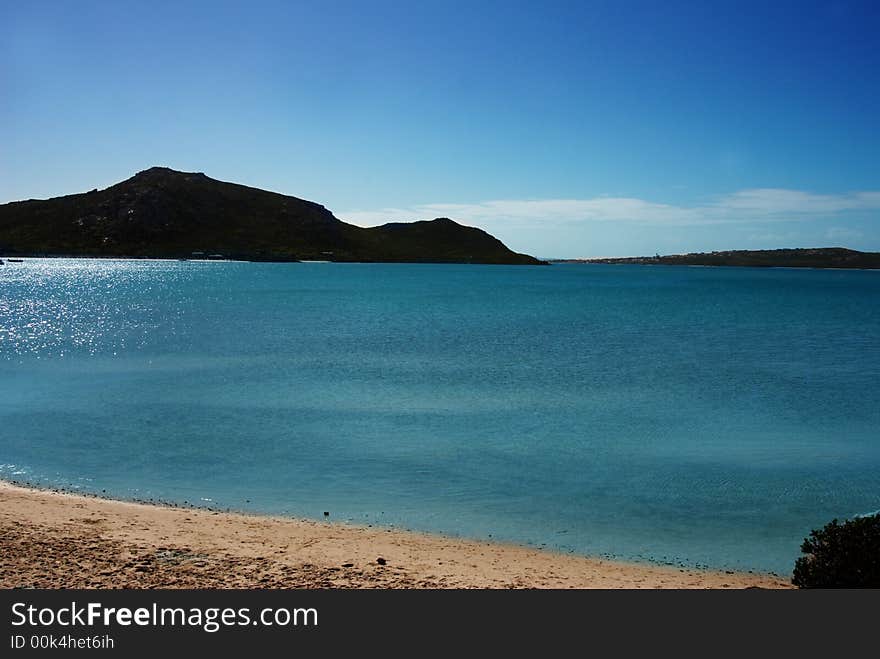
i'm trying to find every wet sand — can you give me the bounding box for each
[0,481,791,589]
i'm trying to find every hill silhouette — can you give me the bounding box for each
[0,167,543,265]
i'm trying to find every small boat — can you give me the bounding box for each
[7,259,23,263]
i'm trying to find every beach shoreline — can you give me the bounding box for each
[0,479,791,589]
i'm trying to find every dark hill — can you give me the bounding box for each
[0,167,542,264]
[557,248,880,269]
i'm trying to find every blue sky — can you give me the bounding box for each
[1,0,877,257]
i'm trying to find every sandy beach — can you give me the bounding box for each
[0,480,790,589]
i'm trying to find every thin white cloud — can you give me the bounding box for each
[713,189,880,215]
[340,189,880,228]
[825,226,864,241]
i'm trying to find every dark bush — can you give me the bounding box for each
[792,513,880,588]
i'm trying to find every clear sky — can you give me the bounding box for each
[2,0,878,258]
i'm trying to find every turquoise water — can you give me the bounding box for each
[1,258,878,575]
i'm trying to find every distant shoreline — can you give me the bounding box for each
[0,479,790,589]
[551,261,880,271]
[1,254,544,265]
[548,247,880,270]
[6,251,878,270]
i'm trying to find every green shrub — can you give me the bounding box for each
[792,513,880,588]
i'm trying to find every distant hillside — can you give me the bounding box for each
[0,167,543,265]
[554,248,880,269]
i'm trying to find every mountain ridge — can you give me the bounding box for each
[0,167,543,265]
